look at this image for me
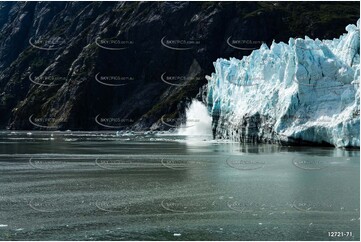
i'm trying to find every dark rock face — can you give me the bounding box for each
[0,2,358,130]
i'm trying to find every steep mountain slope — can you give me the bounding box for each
[0,2,359,131]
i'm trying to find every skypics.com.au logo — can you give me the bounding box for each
[161,36,200,51]
[160,73,202,87]
[95,73,134,87]
[161,115,199,129]
[29,36,66,51]
[95,115,135,129]
[226,37,263,51]
[28,115,66,129]
[29,74,66,87]
[95,37,134,51]
[226,155,265,171]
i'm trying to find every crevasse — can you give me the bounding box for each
[206,20,360,147]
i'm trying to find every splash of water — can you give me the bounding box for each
[177,100,212,136]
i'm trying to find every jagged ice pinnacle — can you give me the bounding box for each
[206,20,360,147]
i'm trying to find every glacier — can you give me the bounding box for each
[206,20,360,148]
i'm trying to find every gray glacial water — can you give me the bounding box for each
[0,131,359,240]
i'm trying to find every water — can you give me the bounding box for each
[177,100,212,136]
[0,131,359,240]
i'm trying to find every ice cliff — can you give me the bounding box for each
[206,20,360,147]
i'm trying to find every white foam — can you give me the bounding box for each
[177,100,212,137]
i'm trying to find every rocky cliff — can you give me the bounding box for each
[0,2,359,131]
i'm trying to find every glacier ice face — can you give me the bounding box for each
[206,20,360,147]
